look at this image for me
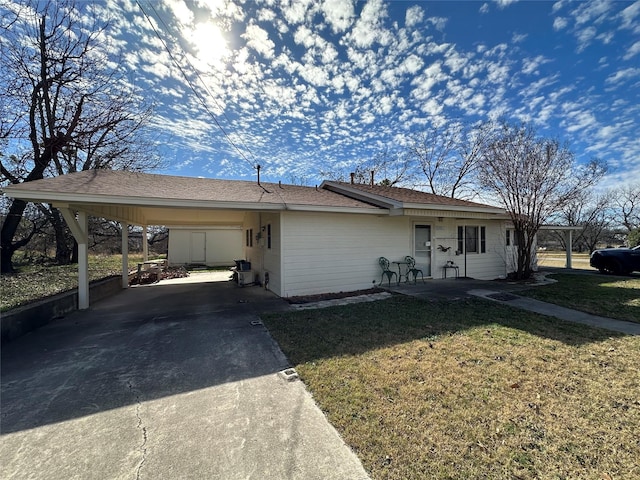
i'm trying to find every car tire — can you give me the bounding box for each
[602,259,622,275]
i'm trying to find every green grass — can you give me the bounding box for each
[520,273,640,324]
[1,254,146,312]
[263,297,640,480]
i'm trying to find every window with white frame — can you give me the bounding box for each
[458,225,486,254]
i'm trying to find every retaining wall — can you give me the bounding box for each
[1,276,122,344]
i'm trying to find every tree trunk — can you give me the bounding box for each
[1,199,28,273]
[50,207,73,265]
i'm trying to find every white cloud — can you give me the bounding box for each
[405,5,424,27]
[521,55,550,75]
[495,0,518,9]
[479,3,490,14]
[281,0,316,25]
[576,25,597,52]
[298,64,329,87]
[348,0,387,48]
[553,16,568,30]
[242,24,275,59]
[623,40,640,60]
[320,0,355,33]
[573,0,612,26]
[401,54,424,75]
[619,1,640,31]
[165,0,193,26]
[605,67,640,85]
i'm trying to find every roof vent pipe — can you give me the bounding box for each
[370,170,374,186]
[257,164,261,185]
[350,172,355,184]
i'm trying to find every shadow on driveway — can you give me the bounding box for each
[1,277,291,435]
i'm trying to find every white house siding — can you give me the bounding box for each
[453,220,508,280]
[261,212,282,294]
[168,227,242,266]
[280,211,411,297]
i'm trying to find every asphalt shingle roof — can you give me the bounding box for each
[329,181,500,210]
[5,170,378,209]
[6,170,503,213]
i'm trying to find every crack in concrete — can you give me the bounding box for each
[128,381,148,480]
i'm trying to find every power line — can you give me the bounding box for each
[135,0,258,172]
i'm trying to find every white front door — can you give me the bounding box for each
[414,224,432,277]
[190,232,206,264]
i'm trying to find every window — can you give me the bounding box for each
[246,228,253,247]
[267,224,272,249]
[506,229,519,247]
[458,225,486,254]
[246,229,249,247]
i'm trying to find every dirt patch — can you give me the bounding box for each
[286,287,386,304]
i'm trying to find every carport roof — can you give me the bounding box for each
[3,170,384,225]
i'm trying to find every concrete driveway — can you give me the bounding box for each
[0,273,369,480]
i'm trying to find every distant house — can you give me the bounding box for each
[4,170,519,306]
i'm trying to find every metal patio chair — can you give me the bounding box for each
[404,255,425,283]
[378,257,398,285]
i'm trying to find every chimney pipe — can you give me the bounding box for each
[370,170,374,186]
[257,164,261,185]
[350,172,355,184]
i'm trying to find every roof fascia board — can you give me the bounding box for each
[6,188,287,211]
[320,181,401,209]
[288,204,384,214]
[402,202,506,215]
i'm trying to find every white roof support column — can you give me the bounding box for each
[142,225,149,262]
[565,229,573,269]
[122,223,129,289]
[59,208,89,309]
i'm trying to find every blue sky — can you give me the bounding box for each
[55,1,640,188]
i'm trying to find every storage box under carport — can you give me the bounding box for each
[233,260,253,286]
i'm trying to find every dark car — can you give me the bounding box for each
[590,245,640,275]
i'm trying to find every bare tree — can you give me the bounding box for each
[407,121,495,199]
[549,190,613,252]
[611,183,640,233]
[0,0,160,272]
[478,122,606,279]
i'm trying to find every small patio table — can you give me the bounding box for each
[442,264,459,279]
[393,261,409,283]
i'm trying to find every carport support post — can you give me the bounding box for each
[565,230,573,269]
[122,223,129,289]
[142,225,149,262]
[58,208,89,309]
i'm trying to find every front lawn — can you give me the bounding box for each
[263,297,640,480]
[521,273,640,324]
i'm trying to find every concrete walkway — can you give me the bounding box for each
[468,289,640,335]
[386,272,639,336]
[1,273,370,480]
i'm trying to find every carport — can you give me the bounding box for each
[539,225,583,268]
[3,170,284,309]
